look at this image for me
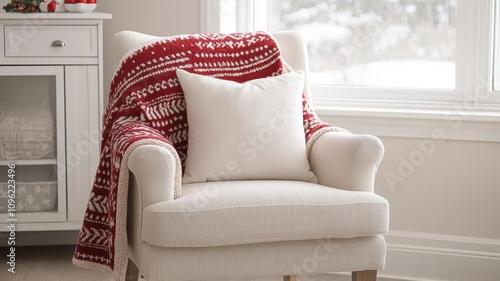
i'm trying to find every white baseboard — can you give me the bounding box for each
[303,231,500,281]
[380,231,500,281]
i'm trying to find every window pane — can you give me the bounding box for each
[494,0,500,91]
[265,0,457,89]
[220,0,238,33]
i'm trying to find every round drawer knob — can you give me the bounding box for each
[52,40,67,47]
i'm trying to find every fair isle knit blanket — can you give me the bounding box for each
[72,32,342,280]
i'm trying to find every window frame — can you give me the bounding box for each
[201,0,500,142]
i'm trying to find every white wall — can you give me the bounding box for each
[379,139,500,280]
[376,137,500,239]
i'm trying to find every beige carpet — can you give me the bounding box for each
[0,245,113,281]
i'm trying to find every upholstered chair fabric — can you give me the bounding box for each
[114,30,389,281]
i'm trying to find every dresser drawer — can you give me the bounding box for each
[4,25,98,57]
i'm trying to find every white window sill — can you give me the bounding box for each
[313,99,500,142]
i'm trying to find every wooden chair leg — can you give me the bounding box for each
[284,275,298,281]
[126,258,140,281]
[352,270,377,281]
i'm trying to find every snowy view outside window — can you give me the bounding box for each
[263,0,457,89]
[219,0,458,90]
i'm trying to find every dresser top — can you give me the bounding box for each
[0,11,112,20]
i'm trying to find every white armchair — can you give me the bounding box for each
[114,30,389,281]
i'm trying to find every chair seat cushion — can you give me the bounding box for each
[142,180,389,247]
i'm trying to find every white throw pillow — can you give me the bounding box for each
[177,69,318,184]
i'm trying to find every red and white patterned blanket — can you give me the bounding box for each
[72,32,341,280]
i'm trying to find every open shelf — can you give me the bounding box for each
[0,210,64,227]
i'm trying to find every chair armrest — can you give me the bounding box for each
[128,144,179,207]
[127,144,180,265]
[309,132,384,193]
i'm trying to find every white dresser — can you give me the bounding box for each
[0,12,111,233]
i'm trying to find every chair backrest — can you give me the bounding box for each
[113,30,313,102]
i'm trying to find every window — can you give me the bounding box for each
[201,0,500,141]
[265,0,457,90]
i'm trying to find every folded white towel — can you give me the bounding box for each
[0,102,55,159]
